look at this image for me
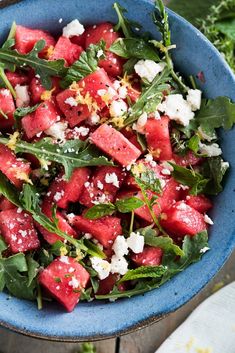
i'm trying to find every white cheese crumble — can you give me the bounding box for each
[74,126,90,136]
[54,191,65,202]
[126,231,144,254]
[200,246,210,254]
[109,99,128,118]
[145,153,157,167]
[186,89,202,111]
[62,19,85,38]
[112,236,129,257]
[45,121,68,142]
[133,112,148,133]
[97,49,104,58]
[88,113,100,125]
[15,85,30,107]
[199,142,222,157]
[1,89,10,97]
[90,257,111,280]
[97,180,104,190]
[204,214,214,225]
[134,60,166,82]
[158,94,194,126]
[59,255,70,264]
[118,86,128,99]
[68,276,80,289]
[161,168,171,176]
[197,126,215,142]
[65,97,78,107]
[176,202,188,211]
[105,172,119,188]
[110,254,128,275]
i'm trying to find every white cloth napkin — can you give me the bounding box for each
[155,282,235,353]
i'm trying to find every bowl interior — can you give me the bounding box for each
[0,0,235,341]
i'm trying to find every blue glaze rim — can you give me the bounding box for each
[0,0,235,342]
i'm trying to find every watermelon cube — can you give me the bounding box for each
[90,124,141,166]
[0,88,15,129]
[185,195,212,214]
[30,77,61,104]
[79,166,126,207]
[49,36,83,66]
[0,208,40,253]
[46,168,90,209]
[39,256,90,312]
[160,201,207,238]
[85,23,120,49]
[21,100,59,138]
[99,52,124,77]
[173,151,202,167]
[0,196,15,211]
[131,246,163,266]
[0,144,31,188]
[97,273,118,295]
[70,215,122,248]
[145,116,173,161]
[5,71,29,87]
[15,25,55,55]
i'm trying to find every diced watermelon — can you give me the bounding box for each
[70,215,122,248]
[0,144,31,188]
[0,197,15,211]
[30,77,61,104]
[0,88,15,129]
[49,36,83,66]
[90,124,141,166]
[160,201,207,238]
[15,25,55,55]
[99,52,124,77]
[46,168,90,209]
[70,31,86,47]
[5,71,29,87]
[131,246,163,266]
[21,100,59,138]
[0,208,40,253]
[145,116,173,161]
[173,151,203,167]
[121,128,142,151]
[159,178,182,211]
[85,23,120,49]
[127,86,141,103]
[79,166,126,207]
[185,195,212,214]
[39,256,90,312]
[56,88,90,128]
[97,273,118,295]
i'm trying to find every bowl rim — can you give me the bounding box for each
[0,0,235,342]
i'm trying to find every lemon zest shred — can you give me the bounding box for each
[6,131,20,151]
[131,162,146,177]
[111,116,125,128]
[60,246,68,256]
[41,87,55,101]
[15,170,33,185]
[45,45,55,59]
[38,158,51,171]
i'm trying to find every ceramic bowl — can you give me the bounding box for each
[0,0,235,342]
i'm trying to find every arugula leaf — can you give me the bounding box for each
[0,253,36,300]
[188,134,200,153]
[195,96,235,138]
[0,40,67,89]
[26,255,39,287]
[113,2,140,38]
[83,239,106,259]
[170,163,209,195]
[0,63,16,98]
[141,227,184,256]
[0,137,113,180]
[124,67,171,126]
[84,203,116,219]
[116,197,144,213]
[119,265,166,283]
[123,57,138,74]
[201,157,229,195]
[61,41,105,88]
[14,104,40,122]
[110,38,160,61]
[0,171,21,207]
[0,236,7,255]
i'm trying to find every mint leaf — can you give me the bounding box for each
[188,134,200,153]
[26,255,39,287]
[201,156,229,195]
[110,38,160,61]
[84,203,116,220]
[116,197,144,213]
[61,41,105,88]
[119,265,166,283]
[0,137,113,180]
[14,104,40,122]
[0,236,7,255]
[0,171,21,207]
[0,40,67,89]
[195,96,235,137]
[134,167,162,194]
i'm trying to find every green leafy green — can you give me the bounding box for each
[110,38,160,61]
[116,197,144,213]
[188,134,200,153]
[61,41,105,88]
[0,236,7,255]
[0,137,113,180]
[26,255,39,287]
[119,265,166,283]
[84,203,116,219]
[195,96,235,138]
[0,63,16,98]
[14,104,40,122]
[123,57,138,74]
[0,40,67,89]
[201,157,229,195]
[83,239,106,259]
[113,2,140,38]
[0,171,21,207]
[124,67,170,126]
[170,163,209,195]
[134,168,162,194]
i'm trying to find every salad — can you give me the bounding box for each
[0,0,233,312]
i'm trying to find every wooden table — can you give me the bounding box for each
[1,251,234,353]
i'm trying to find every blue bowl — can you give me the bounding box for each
[0,0,235,342]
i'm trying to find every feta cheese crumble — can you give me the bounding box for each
[158,94,194,126]
[65,97,78,107]
[112,236,129,257]
[204,214,214,225]
[68,276,80,289]
[200,246,210,254]
[199,142,222,157]
[15,85,30,107]
[45,121,68,142]
[186,89,202,111]
[110,254,128,275]
[134,60,166,82]
[127,232,144,254]
[105,172,119,188]
[109,99,128,118]
[62,19,85,38]
[90,257,111,280]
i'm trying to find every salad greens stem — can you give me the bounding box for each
[36,283,43,310]
[7,21,16,41]
[129,211,135,234]
[0,66,16,98]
